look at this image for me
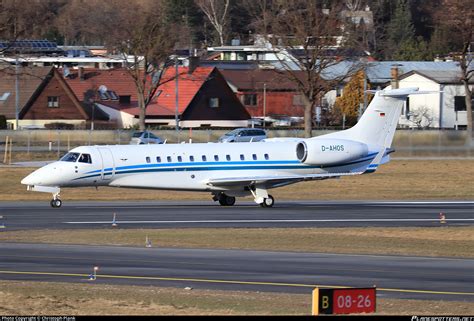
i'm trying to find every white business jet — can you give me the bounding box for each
[21,87,422,208]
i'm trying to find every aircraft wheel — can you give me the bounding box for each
[260,195,274,208]
[218,194,235,206]
[225,196,236,206]
[51,199,62,208]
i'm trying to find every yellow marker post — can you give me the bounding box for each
[312,288,319,315]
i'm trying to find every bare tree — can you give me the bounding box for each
[436,0,473,145]
[258,0,362,137]
[345,0,361,12]
[195,0,230,46]
[407,106,434,129]
[103,0,179,130]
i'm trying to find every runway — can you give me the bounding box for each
[0,200,473,230]
[0,242,473,301]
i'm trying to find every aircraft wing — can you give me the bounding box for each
[205,171,364,187]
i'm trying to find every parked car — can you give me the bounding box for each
[129,131,164,144]
[218,128,267,143]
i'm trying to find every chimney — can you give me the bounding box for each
[188,56,200,74]
[78,67,85,81]
[390,65,400,89]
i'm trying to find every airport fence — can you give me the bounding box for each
[0,129,472,158]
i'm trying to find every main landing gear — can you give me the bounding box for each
[214,192,236,206]
[212,190,275,208]
[50,192,62,208]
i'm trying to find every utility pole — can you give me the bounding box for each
[175,57,179,141]
[263,83,267,129]
[15,56,20,130]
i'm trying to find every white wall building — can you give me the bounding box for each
[386,70,473,129]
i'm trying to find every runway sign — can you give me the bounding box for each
[312,287,376,315]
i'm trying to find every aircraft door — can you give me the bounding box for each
[97,147,115,180]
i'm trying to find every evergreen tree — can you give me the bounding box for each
[386,0,417,59]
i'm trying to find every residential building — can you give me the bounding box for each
[389,70,474,129]
[63,66,251,128]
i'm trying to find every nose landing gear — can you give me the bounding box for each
[50,192,62,208]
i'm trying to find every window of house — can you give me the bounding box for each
[47,96,59,108]
[209,98,220,108]
[156,156,161,163]
[242,94,257,106]
[336,86,343,97]
[455,96,467,112]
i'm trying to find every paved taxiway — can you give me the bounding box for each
[0,242,472,301]
[0,200,473,230]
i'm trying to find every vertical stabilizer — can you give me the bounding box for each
[321,87,419,149]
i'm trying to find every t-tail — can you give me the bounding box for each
[320,87,422,172]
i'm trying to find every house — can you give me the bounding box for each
[0,66,109,129]
[0,66,51,129]
[64,66,251,128]
[220,69,305,126]
[387,70,474,129]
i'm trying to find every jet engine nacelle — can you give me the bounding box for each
[296,138,368,166]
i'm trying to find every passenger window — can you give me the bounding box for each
[202,155,207,162]
[226,155,231,161]
[214,155,219,161]
[156,156,161,163]
[167,156,172,162]
[146,157,151,163]
[252,154,257,160]
[240,154,245,161]
[78,153,92,164]
[178,156,182,162]
[264,154,269,160]
[190,156,194,162]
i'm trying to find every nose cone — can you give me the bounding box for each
[21,162,63,186]
[21,168,45,186]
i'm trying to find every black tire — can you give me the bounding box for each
[261,195,274,208]
[218,193,235,206]
[225,196,236,206]
[51,199,62,208]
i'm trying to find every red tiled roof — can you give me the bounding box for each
[62,67,215,117]
[62,68,137,109]
[125,66,214,116]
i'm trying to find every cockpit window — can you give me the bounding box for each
[78,153,92,164]
[60,152,80,162]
